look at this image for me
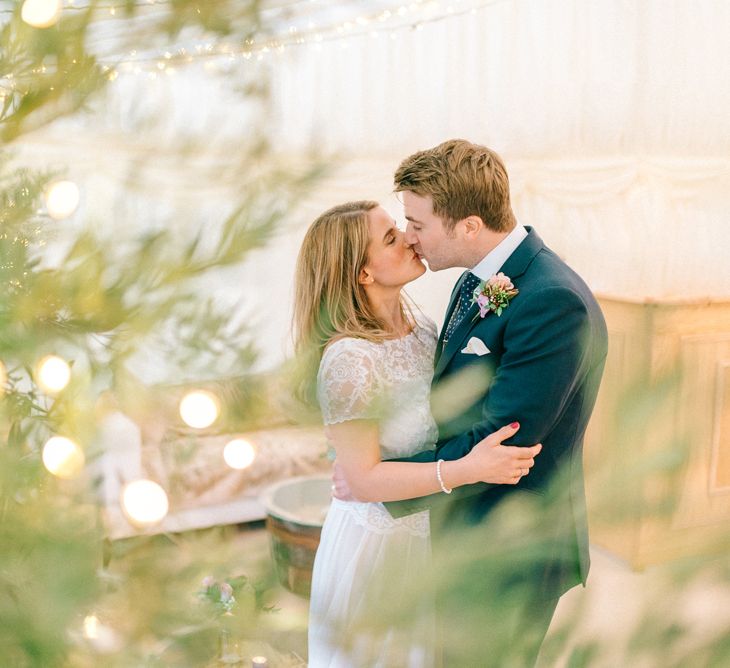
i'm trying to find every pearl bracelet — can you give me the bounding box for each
[436,459,453,494]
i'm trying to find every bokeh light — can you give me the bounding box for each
[179,390,219,429]
[82,614,99,639]
[35,355,71,393]
[42,436,85,478]
[21,0,62,28]
[121,479,169,526]
[44,180,80,219]
[82,613,122,653]
[223,438,256,470]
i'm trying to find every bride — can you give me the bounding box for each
[293,200,542,667]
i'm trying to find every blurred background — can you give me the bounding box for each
[1,0,729,666]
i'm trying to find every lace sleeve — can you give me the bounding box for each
[317,338,384,425]
[415,313,438,341]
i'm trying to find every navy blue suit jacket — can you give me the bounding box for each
[385,227,608,598]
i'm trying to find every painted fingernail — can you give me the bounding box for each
[510,422,519,429]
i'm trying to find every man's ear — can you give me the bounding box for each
[358,267,374,285]
[462,215,484,238]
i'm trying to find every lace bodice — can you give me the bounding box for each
[317,315,439,460]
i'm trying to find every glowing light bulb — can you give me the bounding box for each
[83,614,99,639]
[35,355,70,393]
[21,0,62,28]
[223,438,256,470]
[44,180,80,219]
[179,390,219,429]
[121,479,169,526]
[82,613,122,653]
[42,436,85,478]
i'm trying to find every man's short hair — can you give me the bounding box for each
[394,139,516,233]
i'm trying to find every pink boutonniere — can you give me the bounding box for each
[471,272,519,318]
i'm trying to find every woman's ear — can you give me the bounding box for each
[358,267,374,285]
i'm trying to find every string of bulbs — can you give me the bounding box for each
[14,0,506,79]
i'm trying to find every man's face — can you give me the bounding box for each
[402,191,463,271]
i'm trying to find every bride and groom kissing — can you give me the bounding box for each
[293,139,608,667]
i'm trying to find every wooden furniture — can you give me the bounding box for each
[100,423,330,540]
[96,373,331,540]
[584,295,730,567]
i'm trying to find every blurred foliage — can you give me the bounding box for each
[0,1,318,665]
[296,365,730,667]
[1,2,729,668]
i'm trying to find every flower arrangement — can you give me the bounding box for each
[197,575,239,615]
[471,272,519,318]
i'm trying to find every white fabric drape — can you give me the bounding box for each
[12,0,730,375]
[265,0,730,303]
[270,0,730,158]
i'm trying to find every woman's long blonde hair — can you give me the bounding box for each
[292,200,413,407]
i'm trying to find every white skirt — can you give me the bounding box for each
[308,498,435,668]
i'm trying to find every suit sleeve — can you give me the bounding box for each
[385,285,593,517]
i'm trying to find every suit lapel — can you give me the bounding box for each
[434,227,545,379]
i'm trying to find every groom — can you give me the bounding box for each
[382,139,607,666]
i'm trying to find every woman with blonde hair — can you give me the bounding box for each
[293,200,541,667]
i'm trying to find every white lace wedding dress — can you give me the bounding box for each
[308,316,439,668]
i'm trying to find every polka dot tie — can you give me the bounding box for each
[443,272,481,345]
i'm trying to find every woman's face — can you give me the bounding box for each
[362,206,426,288]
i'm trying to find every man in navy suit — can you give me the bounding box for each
[381,139,609,666]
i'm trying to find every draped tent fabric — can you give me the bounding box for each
[267,0,730,300]
[12,0,730,374]
[270,0,730,158]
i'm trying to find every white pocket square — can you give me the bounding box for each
[461,337,490,356]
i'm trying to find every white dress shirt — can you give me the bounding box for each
[470,224,528,281]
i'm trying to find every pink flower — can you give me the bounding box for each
[476,294,491,318]
[219,582,233,601]
[201,576,215,588]
[488,272,514,291]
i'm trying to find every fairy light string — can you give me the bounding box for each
[5,0,506,82]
